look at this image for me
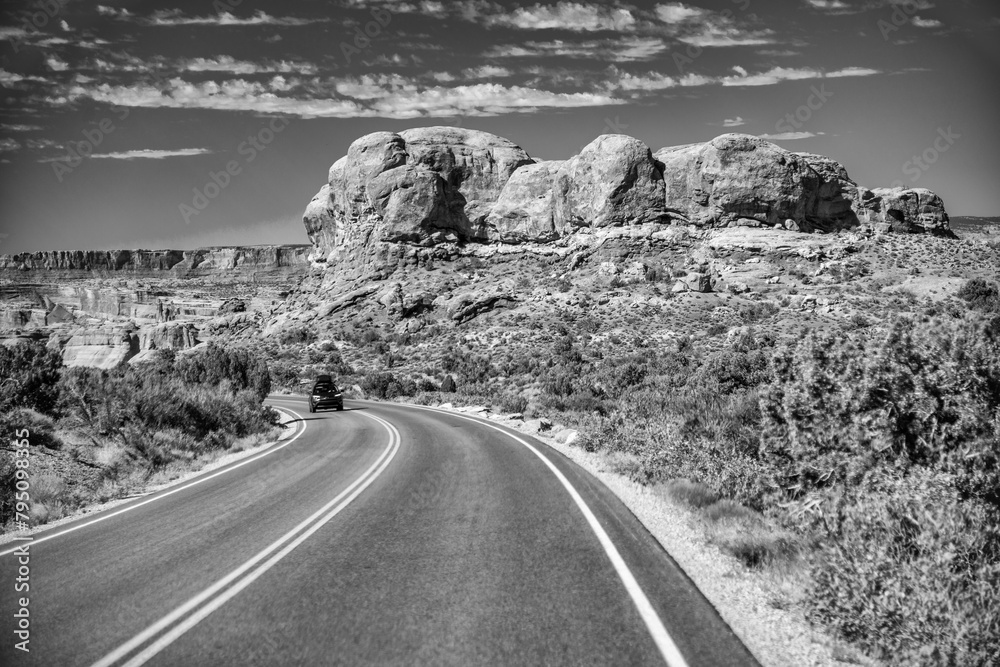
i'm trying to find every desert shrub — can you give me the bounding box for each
[958,278,1000,313]
[175,343,271,400]
[361,372,417,400]
[738,301,779,324]
[811,472,1000,666]
[758,316,1000,664]
[497,393,528,414]
[759,317,1000,506]
[277,325,316,346]
[0,341,62,415]
[268,360,302,390]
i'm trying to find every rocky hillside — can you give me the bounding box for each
[272,127,961,337]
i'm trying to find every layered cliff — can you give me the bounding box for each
[0,245,312,279]
[303,128,951,275]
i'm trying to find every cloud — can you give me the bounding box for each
[57,76,622,118]
[46,56,70,72]
[0,27,29,41]
[97,5,132,18]
[486,37,667,61]
[487,2,637,32]
[90,148,212,160]
[182,56,319,75]
[114,9,330,26]
[0,138,22,153]
[680,25,774,47]
[723,65,879,86]
[723,116,745,127]
[655,3,708,23]
[911,16,943,28]
[803,0,857,13]
[759,132,823,140]
[0,69,50,85]
[605,64,881,94]
[1,124,43,132]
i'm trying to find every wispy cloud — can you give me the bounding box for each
[802,0,858,13]
[486,37,667,61]
[90,148,213,160]
[911,16,943,28]
[100,8,329,27]
[759,131,823,140]
[722,65,879,86]
[1,124,44,132]
[607,65,880,93]
[487,2,638,32]
[55,75,622,118]
[0,138,22,153]
[182,56,319,75]
[723,116,746,127]
[46,56,70,72]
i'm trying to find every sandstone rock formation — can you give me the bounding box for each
[303,129,951,270]
[310,127,534,265]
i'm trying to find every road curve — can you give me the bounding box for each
[1,397,759,666]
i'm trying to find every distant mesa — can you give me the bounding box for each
[0,245,312,276]
[303,127,951,267]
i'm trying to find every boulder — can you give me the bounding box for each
[399,126,534,233]
[485,161,562,243]
[854,187,951,235]
[655,134,858,231]
[554,135,667,232]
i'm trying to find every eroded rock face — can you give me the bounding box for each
[855,187,950,234]
[554,134,667,232]
[307,127,534,261]
[303,128,952,270]
[655,134,859,231]
[486,161,562,243]
[399,126,534,230]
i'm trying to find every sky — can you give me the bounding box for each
[0,0,998,253]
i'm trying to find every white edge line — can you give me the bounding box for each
[89,411,399,667]
[0,404,306,557]
[398,403,690,667]
[121,414,401,667]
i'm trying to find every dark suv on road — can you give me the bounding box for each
[308,375,344,413]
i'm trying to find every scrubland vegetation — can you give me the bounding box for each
[311,275,1000,666]
[0,343,278,530]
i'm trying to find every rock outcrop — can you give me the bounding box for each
[655,135,859,231]
[311,127,534,266]
[853,187,950,234]
[303,129,951,270]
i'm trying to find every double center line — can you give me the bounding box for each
[90,411,401,667]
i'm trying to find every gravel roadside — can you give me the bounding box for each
[438,403,879,667]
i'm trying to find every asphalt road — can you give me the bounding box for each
[1,397,760,666]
